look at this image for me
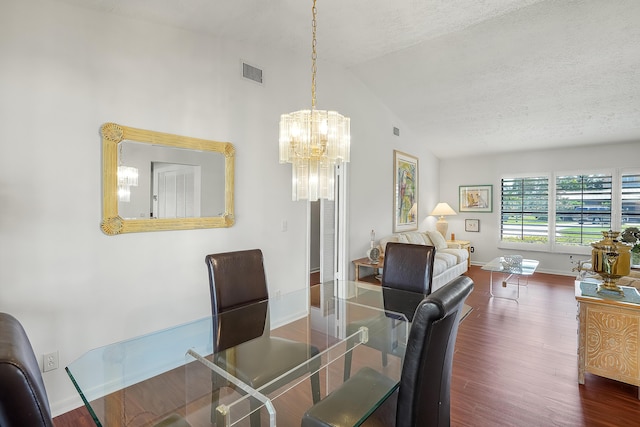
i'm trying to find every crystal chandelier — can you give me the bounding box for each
[279,0,350,201]
[117,144,138,202]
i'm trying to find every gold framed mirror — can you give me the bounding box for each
[101,122,235,235]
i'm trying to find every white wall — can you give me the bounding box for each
[439,141,640,274]
[0,0,429,415]
[347,122,441,263]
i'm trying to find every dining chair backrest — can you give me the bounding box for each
[205,249,269,314]
[205,249,323,427]
[396,275,474,427]
[382,243,436,294]
[0,313,54,427]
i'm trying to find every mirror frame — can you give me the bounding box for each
[101,122,235,235]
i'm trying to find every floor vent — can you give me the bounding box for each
[242,62,263,84]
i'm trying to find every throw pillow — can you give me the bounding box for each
[427,230,447,250]
[405,232,426,245]
[421,232,434,246]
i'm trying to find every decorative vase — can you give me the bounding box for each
[367,229,380,264]
[591,230,631,294]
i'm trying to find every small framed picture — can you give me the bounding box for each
[465,219,480,232]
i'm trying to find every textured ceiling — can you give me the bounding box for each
[54,0,640,158]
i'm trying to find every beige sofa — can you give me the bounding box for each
[379,230,469,292]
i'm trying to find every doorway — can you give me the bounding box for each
[151,162,201,218]
[308,164,348,285]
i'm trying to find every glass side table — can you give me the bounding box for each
[482,256,539,300]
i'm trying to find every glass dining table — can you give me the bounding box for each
[66,281,425,427]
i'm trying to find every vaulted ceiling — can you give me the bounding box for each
[55,0,640,158]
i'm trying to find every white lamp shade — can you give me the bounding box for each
[430,202,457,217]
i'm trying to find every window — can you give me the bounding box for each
[500,170,635,252]
[501,176,549,244]
[555,173,612,246]
[622,173,640,228]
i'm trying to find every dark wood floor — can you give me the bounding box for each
[55,266,640,426]
[452,266,640,427]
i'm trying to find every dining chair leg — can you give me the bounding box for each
[343,336,355,382]
[311,371,321,403]
[249,399,262,427]
[210,371,225,425]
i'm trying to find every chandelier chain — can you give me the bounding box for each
[311,0,317,110]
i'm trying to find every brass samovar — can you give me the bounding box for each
[591,230,631,294]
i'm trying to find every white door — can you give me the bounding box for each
[152,163,201,218]
[314,164,348,284]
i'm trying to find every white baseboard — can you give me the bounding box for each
[469,262,575,277]
[51,394,85,418]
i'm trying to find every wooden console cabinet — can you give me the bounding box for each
[575,281,640,398]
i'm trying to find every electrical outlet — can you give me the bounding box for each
[43,351,59,372]
[470,246,475,253]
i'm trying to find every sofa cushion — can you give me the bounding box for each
[435,252,458,269]
[427,231,448,250]
[403,232,427,245]
[421,233,434,246]
[433,253,449,277]
[440,248,469,264]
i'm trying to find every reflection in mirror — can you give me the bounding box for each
[151,162,201,218]
[101,123,234,235]
[117,141,225,219]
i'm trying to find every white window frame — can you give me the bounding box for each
[498,172,551,253]
[621,167,640,228]
[552,168,614,256]
[499,168,633,256]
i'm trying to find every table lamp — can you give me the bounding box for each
[430,202,457,238]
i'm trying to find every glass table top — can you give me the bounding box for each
[575,278,640,305]
[481,256,539,275]
[66,281,425,427]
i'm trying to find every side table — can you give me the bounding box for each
[575,280,640,398]
[448,240,471,268]
[481,257,539,301]
[352,257,384,284]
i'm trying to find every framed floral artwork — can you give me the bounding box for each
[393,150,418,232]
[459,185,492,212]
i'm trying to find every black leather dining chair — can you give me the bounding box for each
[0,313,54,427]
[343,242,436,380]
[381,242,437,294]
[205,249,321,427]
[301,275,474,427]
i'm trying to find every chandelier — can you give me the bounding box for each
[279,0,351,201]
[117,144,138,202]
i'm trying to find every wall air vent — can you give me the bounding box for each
[242,62,263,84]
